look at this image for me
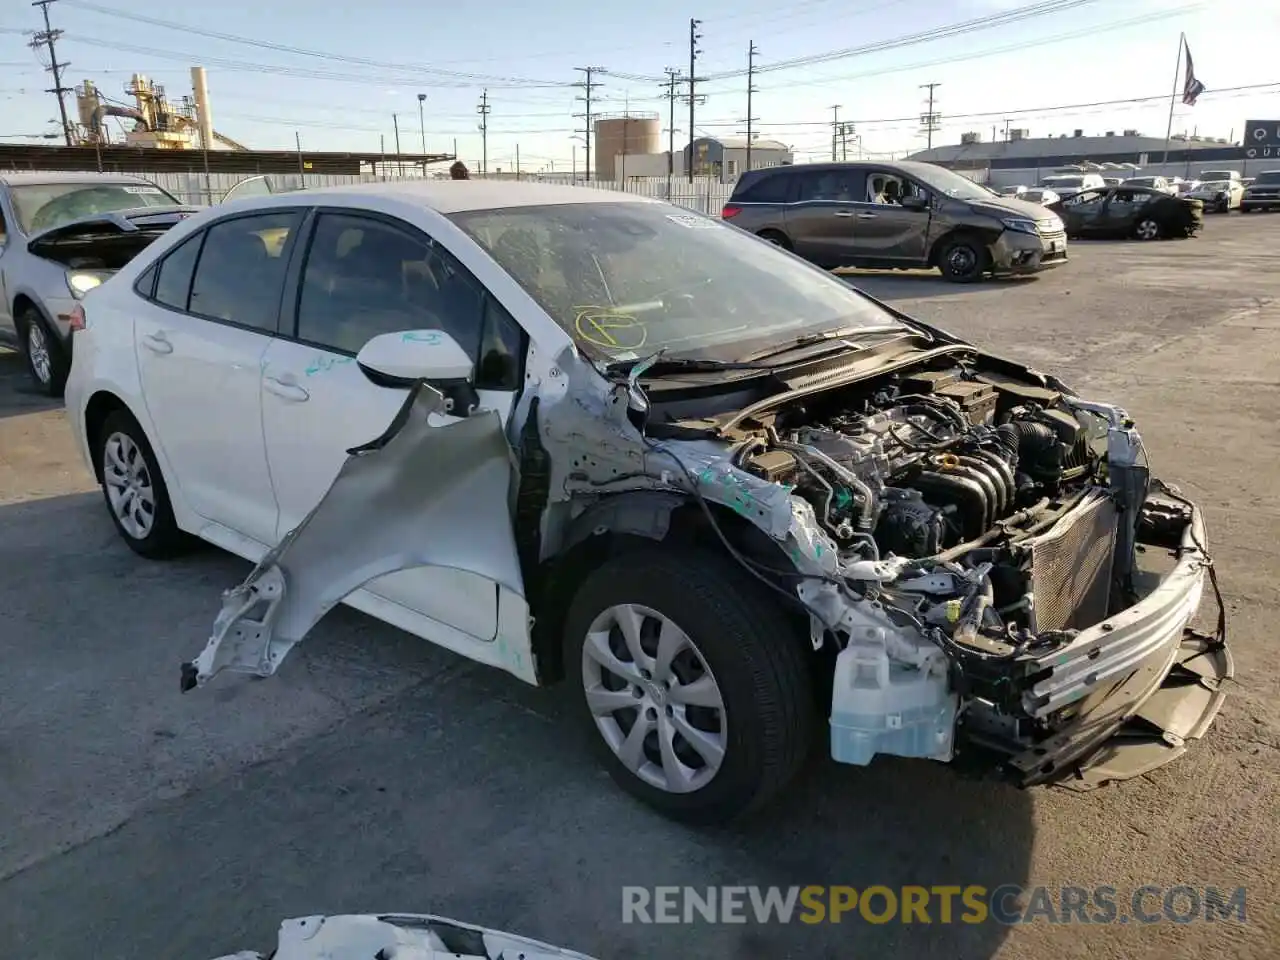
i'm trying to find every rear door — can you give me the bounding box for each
[782,168,867,266]
[258,208,527,644]
[133,209,303,544]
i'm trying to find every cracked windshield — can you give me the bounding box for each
[451,203,899,362]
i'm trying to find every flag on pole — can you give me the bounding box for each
[1182,42,1206,106]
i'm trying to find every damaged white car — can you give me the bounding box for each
[65,181,1230,823]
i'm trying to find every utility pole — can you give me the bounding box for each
[393,113,402,177]
[830,105,841,161]
[30,0,73,146]
[662,67,680,197]
[687,18,703,182]
[745,41,759,175]
[515,143,521,181]
[477,89,490,176]
[417,93,427,171]
[836,122,855,161]
[572,66,603,182]
[920,82,941,152]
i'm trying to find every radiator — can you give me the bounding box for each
[1024,490,1120,634]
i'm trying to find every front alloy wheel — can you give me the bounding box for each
[564,547,815,824]
[582,603,728,794]
[26,320,53,387]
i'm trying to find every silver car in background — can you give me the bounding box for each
[0,172,197,395]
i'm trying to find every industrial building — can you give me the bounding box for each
[599,128,794,183]
[906,127,1256,186]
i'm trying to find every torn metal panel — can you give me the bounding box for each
[183,383,524,688]
[209,912,598,960]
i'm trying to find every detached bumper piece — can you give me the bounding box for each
[1007,497,1231,788]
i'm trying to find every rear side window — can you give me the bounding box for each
[152,233,204,310]
[189,212,300,332]
[735,173,789,204]
[794,169,866,202]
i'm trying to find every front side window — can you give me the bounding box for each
[9,181,178,235]
[189,212,300,331]
[450,201,903,364]
[295,213,521,389]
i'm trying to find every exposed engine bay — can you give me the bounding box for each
[682,355,1221,777]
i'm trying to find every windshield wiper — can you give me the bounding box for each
[742,324,907,362]
[608,356,771,375]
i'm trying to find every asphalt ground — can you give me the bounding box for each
[1,211,1277,959]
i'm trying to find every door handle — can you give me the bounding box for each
[856,213,878,220]
[264,376,310,402]
[833,210,854,218]
[141,332,173,355]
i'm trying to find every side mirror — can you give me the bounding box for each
[900,194,929,212]
[357,329,474,382]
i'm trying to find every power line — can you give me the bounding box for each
[703,0,1105,81]
[59,0,570,87]
[29,0,73,146]
[572,66,603,182]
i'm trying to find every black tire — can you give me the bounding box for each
[935,233,989,283]
[17,306,69,397]
[96,409,190,559]
[757,229,792,251]
[1134,217,1162,241]
[563,546,815,824]
[1218,199,1230,214]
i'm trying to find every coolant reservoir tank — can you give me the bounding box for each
[829,643,958,766]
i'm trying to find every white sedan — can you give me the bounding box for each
[65,180,1228,822]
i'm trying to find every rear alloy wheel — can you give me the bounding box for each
[1135,218,1161,241]
[18,307,69,397]
[937,234,989,283]
[97,410,189,559]
[564,547,815,824]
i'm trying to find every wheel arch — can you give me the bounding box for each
[756,227,793,250]
[11,293,47,329]
[530,491,806,686]
[927,225,1001,267]
[83,390,149,483]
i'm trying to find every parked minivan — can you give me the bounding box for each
[721,160,1067,283]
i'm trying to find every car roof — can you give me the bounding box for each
[0,171,158,187]
[231,179,661,215]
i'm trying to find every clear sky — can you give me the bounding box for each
[2,0,1278,173]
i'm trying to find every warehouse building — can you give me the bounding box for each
[906,128,1253,187]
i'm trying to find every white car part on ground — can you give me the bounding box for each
[210,913,597,960]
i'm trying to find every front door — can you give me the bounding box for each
[1064,190,1108,236]
[846,172,931,263]
[134,210,303,543]
[260,210,526,644]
